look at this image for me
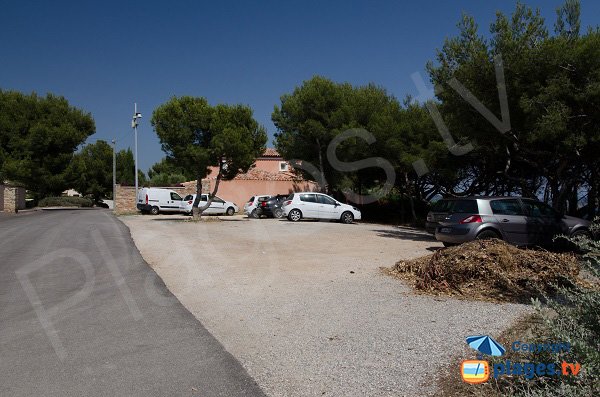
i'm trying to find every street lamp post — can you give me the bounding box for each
[131,104,142,196]
[111,139,116,210]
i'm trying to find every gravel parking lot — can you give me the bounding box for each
[122,214,529,396]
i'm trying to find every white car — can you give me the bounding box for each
[182,194,238,216]
[243,195,271,218]
[282,192,361,224]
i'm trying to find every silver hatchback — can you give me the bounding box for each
[429,197,590,247]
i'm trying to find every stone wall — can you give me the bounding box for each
[1,185,26,213]
[0,185,4,212]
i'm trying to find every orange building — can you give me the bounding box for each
[182,149,319,209]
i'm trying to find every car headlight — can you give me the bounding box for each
[352,207,359,211]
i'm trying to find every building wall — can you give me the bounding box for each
[0,185,4,212]
[2,186,26,213]
[206,179,319,209]
[254,158,289,173]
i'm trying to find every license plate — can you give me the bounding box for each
[440,227,452,233]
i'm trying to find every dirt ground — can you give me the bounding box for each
[122,214,530,396]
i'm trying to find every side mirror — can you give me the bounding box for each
[334,202,339,207]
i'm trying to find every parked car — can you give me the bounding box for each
[182,194,238,216]
[260,194,289,218]
[137,188,187,215]
[243,195,271,218]
[431,197,590,247]
[281,192,361,224]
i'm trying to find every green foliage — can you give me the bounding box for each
[272,76,440,206]
[426,0,600,216]
[491,217,600,396]
[38,196,93,208]
[147,157,193,186]
[0,90,95,197]
[149,172,187,187]
[69,140,113,201]
[151,96,267,215]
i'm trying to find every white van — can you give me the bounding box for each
[137,188,185,215]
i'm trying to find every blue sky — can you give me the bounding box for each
[1,1,598,173]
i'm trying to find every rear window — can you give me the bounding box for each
[432,199,478,214]
[490,199,524,216]
[287,193,294,200]
[300,193,317,203]
[184,195,193,201]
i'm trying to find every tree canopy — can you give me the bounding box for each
[426,0,600,216]
[272,76,440,212]
[147,157,191,187]
[0,90,95,197]
[69,140,113,202]
[273,1,599,219]
[151,96,267,218]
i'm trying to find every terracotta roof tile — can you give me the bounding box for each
[262,148,280,157]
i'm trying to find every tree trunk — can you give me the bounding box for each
[588,171,597,219]
[568,184,579,216]
[404,172,417,222]
[192,175,203,220]
[316,138,327,194]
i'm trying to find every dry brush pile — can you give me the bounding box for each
[389,239,585,303]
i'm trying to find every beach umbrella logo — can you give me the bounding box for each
[466,335,506,357]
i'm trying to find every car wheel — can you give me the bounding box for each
[571,229,590,239]
[442,242,457,247]
[226,207,235,216]
[273,208,284,218]
[250,209,260,219]
[476,230,501,240]
[341,211,354,224]
[288,209,302,222]
[150,206,159,215]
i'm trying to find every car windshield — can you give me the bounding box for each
[432,199,478,213]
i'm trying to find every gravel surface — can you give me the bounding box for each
[122,214,530,396]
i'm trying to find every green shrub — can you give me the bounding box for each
[38,196,93,208]
[497,217,600,396]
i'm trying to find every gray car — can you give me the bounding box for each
[428,197,590,247]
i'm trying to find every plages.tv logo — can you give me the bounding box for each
[460,335,582,384]
[461,335,505,384]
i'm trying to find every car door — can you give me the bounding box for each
[316,194,340,219]
[164,191,183,212]
[198,194,214,214]
[489,199,529,245]
[297,193,320,218]
[521,199,561,245]
[210,196,226,214]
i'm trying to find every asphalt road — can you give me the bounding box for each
[0,209,265,397]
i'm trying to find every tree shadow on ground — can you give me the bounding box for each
[372,228,438,242]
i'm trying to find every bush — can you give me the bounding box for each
[38,196,93,208]
[433,219,600,397]
[492,218,600,396]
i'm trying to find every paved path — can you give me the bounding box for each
[0,209,265,397]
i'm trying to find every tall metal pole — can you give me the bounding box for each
[134,103,139,195]
[112,139,116,210]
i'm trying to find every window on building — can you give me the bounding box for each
[279,162,289,172]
